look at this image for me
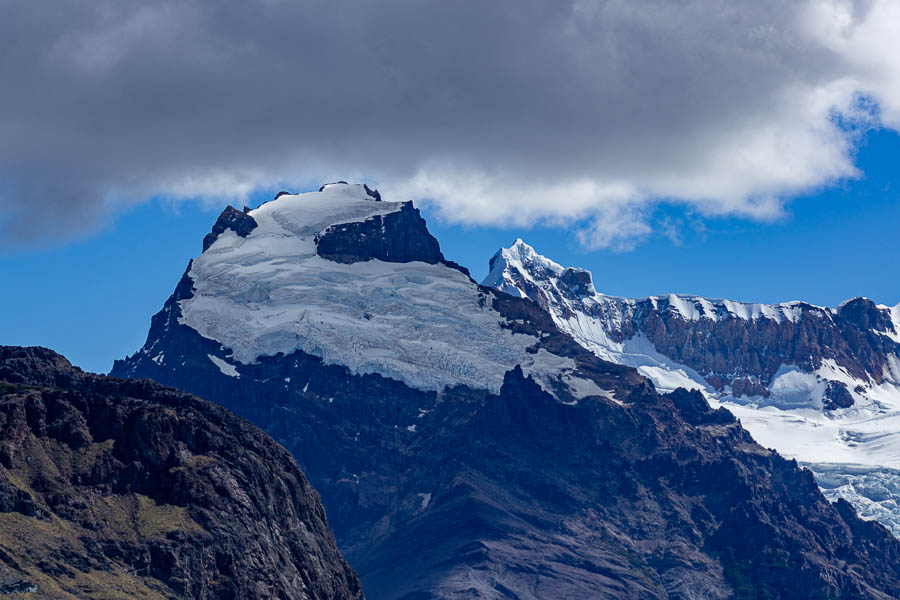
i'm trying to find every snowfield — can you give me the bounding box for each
[180,184,597,397]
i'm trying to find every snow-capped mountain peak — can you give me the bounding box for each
[485,238,596,299]
[119,186,634,404]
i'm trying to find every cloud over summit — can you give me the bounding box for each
[1,0,899,247]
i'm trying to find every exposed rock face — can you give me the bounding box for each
[113,185,900,599]
[363,184,381,202]
[0,346,362,600]
[202,206,258,252]
[315,202,444,266]
[824,381,855,410]
[838,297,897,335]
[312,185,468,275]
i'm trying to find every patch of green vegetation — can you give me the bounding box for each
[18,435,63,488]
[97,495,137,540]
[62,568,169,600]
[719,548,780,600]
[168,454,216,478]
[0,512,73,557]
[133,494,202,538]
[183,454,215,469]
[72,439,115,475]
[0,381,24,395]
[8,559,171,600]
[0,508,178,599]
[0,466,203,599]
[0,405,211,600]
[2,467,39,502]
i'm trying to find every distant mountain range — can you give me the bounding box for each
[111,183,900,599]
[483,239,900,537]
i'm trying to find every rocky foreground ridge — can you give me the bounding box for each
[114,183,900,599]
[0,346,362,600]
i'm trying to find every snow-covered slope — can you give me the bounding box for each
[485,239,900,535]
[141,184,612,399]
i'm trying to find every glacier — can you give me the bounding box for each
[180,184,607,399]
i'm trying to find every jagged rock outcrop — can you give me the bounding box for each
[202,206,258,252]
[838,297,897,334]
[315,202,444,266]
[113,184,900,599]
[313,185,468,275]
[0,346,362,600]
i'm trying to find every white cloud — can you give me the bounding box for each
[0,0,899,248]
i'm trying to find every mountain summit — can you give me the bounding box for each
[484,239,900,536]
[115,185,900,599]
[143,182,601,394]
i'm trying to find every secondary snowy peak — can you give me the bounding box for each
[485,238,567,292]
[485,238,595,300]
[123,184,622,400]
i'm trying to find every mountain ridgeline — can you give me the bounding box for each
[484,239,900,404]
[113,183,900,599]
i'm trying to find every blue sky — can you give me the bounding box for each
[2,129,898,375]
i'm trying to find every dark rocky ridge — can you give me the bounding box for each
[315,202,441,265]
[314,201,470,277]
[114,276,900,598]
[838,297,897,334]
[201,206,258,252]
[614,298,895,397]
[1,346,362,600]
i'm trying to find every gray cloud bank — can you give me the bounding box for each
[1,0,899,247]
